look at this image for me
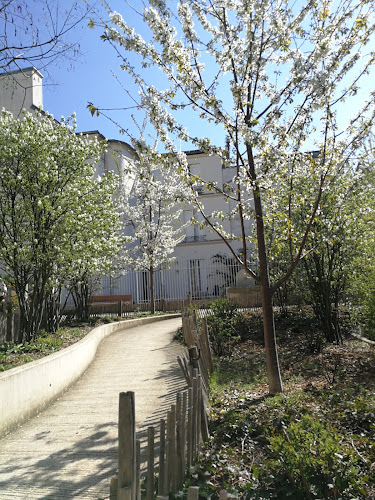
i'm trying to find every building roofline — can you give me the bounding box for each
[0,66,43,79]
[30,104,61,125]
[83,130,135,153]
[184,149,203,155]
[107,138,136,153]
[82,130,107,141]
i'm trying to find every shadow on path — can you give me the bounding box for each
[0,422,117,499]
[0,320,185,499]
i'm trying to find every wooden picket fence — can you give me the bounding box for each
[178,310,213,393]
[109,309,218,499]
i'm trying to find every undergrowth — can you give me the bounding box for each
[176,306,375,499]
[0,315,123,371]
[0,327,87,371]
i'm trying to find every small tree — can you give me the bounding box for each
[0,110,123,339]
[264,156,365,342]
[98,0,375,393]
[302,194,359,343]
[57,163,125,323]
[350,138,375,337]
[124,141,188,313]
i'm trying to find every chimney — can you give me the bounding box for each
[0,66,43,118]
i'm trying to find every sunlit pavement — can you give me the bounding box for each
[0,318,185,499]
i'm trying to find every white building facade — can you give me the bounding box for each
[106,149,255,303]
[0,67,255,304]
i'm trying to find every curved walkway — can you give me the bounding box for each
[0,317,185,499]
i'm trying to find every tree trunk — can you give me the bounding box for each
[150,266,155,314]
[16,277,47,342]
[82,280,90,321]
[260,276,283,394]
[43,287,61,333]
[257,227,283,393]
[304,253,342,344]
[247,145,283,394]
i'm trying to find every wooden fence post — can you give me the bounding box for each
[187,486,200,500]
[166,405,177,492]
[187,387,193,468]
[136,440,141,500]
[192,369,199,456]
[110,478,118,500]
[158,418,167,496]
[118,391,136,500]
[181,391,187,481]
[176,392,183,489]
[197,374,202,450]
[202,317,214,373]
[147,427,155,500]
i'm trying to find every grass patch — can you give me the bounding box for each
[211,355,267,392]
[0,315,126,371]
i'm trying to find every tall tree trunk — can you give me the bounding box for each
[82,279,90,321]
[247,145,283,394]
[150,265,155,314]
[257,218,283,394]
[260,275,283,394]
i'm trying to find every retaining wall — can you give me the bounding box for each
[0,314,179,438]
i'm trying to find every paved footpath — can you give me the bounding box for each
[0,317,185,499]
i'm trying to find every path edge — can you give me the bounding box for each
[0,314,180,438]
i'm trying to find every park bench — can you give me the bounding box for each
[89,294,132,304]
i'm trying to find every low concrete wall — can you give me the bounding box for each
[0,314,179,437]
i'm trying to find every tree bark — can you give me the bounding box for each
[150,266,155,314]
[247,144,283,394]
[260,275,283,394]
[256,214,283,393]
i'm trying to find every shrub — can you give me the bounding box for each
[262,414,365,499]
[361,292,375,340]
[207,298,248,356]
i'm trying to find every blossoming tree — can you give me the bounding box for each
[0,110,124,340]
[123,141,188,313]
[98,0,375,393]
[350,136,375,335]
[264,153,368,342]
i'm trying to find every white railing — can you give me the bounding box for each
[100,257,245,304]
[62,256,247,308]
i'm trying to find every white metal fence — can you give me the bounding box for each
[98,256,247,304]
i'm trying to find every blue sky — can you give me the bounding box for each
[32,0,374,152]
[41,2,140,144]
[41,2,229,151]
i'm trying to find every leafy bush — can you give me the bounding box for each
[0,342,25,354]
[173,326,184,344]
[207,298,249,356]
[275,309,325,354]
[361,292,375,340]
[263,414,364,499]
[0,326,86,371]
[182,385,373,499]
[26,332,63,351]
[179,309,375,499]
